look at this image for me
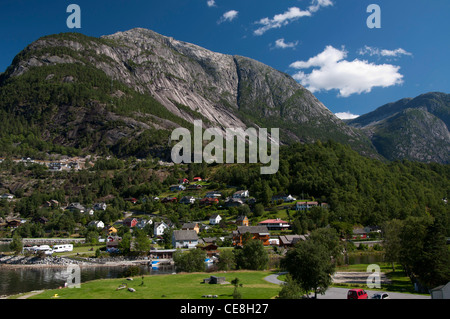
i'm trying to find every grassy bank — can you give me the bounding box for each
[27,270,281,299]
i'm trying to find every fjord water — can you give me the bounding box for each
[0,243,385,297]
[0,244,175,297]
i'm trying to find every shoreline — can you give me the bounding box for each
[0,260,153,269]
[0,255,156,269]
[0,262,143,269]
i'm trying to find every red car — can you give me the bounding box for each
[347,289,368,299]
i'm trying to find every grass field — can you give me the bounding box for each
[52,244,105,257]
[29,270,282,299]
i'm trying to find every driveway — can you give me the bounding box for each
[318,287,430,299]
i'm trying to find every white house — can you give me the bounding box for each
[294,201,319,211]
[1,193,14,200]
[431,282,450,299]
[180,196,196,205]
[258,218,290,231]
[88,220,105,229]
[154,221,169,237]
[272,194,296,203]
[233,190,249,199]
[93,203,107,211]
[205,191,222,199]
[136,218,153,230]
[209,214,222,225]
[66,203,86,213]
[169,184,186,192]
[172,230,199,249]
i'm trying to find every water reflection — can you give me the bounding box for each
[0,264,176,297]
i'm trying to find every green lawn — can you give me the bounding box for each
[29,270,282,299]
[53,244,105,257]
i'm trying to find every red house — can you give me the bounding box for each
[200,197,219,206]
[124,198,138,204]
[352,228,367,239]
[258,218,290,231]
[162,197,178,204]
[193,177,202,182]
[123,217,138,228]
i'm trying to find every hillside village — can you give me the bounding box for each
[0,141,448,297]
[1,173,345,254]
[0,158,374,264]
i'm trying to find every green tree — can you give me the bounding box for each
[173,248,206,273]
[217,249,236,271]
[9,233,23,255]
[85,231,99,246]
[308,227,341,260]
[134,230,151,254]
[281,239,335,298]
[253,204,265,217]
[118,233,132,255]
[278,274,306,299]
[398,216,431,285]
[231,277,243,299]
[235,239,269,270]
[418,218,450,288]
[382,219,403,271]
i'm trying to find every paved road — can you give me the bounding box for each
[318,287,430,299]
[264,273,430,299]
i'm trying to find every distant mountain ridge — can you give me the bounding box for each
[2,29,448,164]
[0,28,377,159]
[349,92,450,164]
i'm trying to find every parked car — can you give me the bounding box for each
[347,289,368,299]
[371,293,389,299]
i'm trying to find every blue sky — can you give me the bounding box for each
[0,0,449,117]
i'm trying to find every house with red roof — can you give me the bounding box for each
[258,218,290,231]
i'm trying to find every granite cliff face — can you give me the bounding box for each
[0,28,377,158]
[349,92,450,164]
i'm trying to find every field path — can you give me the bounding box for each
[16,290,44,299]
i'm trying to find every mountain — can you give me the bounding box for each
[0,28,378,159]
[349,92,450,164]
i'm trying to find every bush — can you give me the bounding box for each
[358,243,368,251]
[121,265,141,277]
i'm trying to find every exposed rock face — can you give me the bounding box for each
[349,92,450,164]
[2,28,377,158]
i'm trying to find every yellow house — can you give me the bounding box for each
[236,215,249,226]
[105,226,118,235]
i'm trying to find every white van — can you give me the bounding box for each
[52,244,74,253]
[25,245,53,255]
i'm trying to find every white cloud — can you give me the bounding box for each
[358,45,412,58]
[218,10,239,24]
[254,1,333,35]
[254,7,311,35]
[290,45,404,97]
[308,0,334,13]
[207,0,216,8]
[335,112,360,120]
[275,38,299,49]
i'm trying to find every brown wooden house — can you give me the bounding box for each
[232,226,270,247]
